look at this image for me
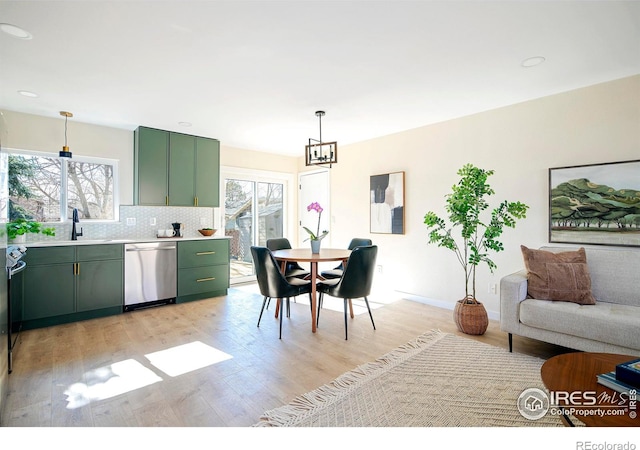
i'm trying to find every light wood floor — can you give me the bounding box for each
[2,284,571,427]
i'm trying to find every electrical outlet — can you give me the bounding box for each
[377,265,383,274]
[126,217,136,226]
[489,283,497,294]
[150,217,156,226]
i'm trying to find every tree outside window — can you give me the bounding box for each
[8,152,116,222]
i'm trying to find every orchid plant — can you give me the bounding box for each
[303,202,329,242]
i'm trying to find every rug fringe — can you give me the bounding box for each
[254,329,447,427]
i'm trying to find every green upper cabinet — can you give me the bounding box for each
[194,136,220,207]
[134,126,220,207]
[134,127,169,206]
[169,133,197,206]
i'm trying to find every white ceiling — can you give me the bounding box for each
[1,1,639,156]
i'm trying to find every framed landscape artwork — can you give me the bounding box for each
[549,160,640,247]
[370,171,405,234]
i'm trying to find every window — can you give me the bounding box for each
[8,150,118,222]
[220,166,293,284]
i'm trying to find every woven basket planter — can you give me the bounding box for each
[453,296,489,335]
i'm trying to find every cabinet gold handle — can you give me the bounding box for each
[196,277,215,282]
[166,196,169,205]
[196,251,215,255]
[195,197,198,206]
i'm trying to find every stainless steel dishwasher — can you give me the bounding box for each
[124,242,177,311]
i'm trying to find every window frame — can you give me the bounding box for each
[7,147,120,223]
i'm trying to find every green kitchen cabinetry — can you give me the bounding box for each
[168,132,196,206]
[134,126,220,207]
[134,126,169,206]
[20,244,124,330]
[177,239,230,303]
[194,137,220,207]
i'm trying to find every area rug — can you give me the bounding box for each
[254,330,567,427]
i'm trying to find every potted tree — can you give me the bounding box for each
[423,164,528,335]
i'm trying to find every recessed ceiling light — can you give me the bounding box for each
[0,23,33,40]
[521,56,546,68]
[18,90,38,98]
[178,121,192,127]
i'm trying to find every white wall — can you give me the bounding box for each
[1,110,134,204]
[325,75,640,316]
[220,143,298,173]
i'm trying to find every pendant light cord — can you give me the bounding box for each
[64,114,68,147]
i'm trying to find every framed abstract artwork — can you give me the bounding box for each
[370,171,405,234]
[549,159,640,247]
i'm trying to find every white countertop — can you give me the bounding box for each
[24,235,230,247]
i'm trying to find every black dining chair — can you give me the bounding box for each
[316,245,378,340]
[320,238,372,280]
[251,246,312,339]
[266,238,310,279]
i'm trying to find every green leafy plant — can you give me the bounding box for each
[423,164,528,302]
[6,218,56,240]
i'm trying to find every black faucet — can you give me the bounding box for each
[71,208,83,240]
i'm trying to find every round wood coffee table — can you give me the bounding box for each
[541,352,638,427]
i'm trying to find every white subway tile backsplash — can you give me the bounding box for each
[25,205,215,243]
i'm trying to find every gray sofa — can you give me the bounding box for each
[500,245,640,355]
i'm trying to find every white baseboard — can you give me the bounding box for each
[396,291,500,322]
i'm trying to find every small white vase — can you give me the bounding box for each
[11,234,26,244]
[310,239,321,254]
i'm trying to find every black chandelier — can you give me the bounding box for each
[305,110,337,167]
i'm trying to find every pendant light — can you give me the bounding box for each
[59,111,73,158]
[305,110,337,167]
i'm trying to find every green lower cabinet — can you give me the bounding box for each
[177,239,230,303]
[76,259,124,312]
[20,245,124,330]
[178,265,229,297]
[178,239,229,267]
[23,264,75,320]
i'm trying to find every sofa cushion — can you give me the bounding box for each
[519,299,640,350]
[521,245,596,305]
[541,246,640,307]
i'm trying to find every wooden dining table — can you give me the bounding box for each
[271,248,351,333]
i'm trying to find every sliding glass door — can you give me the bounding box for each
[222,170,287,284]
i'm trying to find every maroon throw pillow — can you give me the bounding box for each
[520,245,596,305]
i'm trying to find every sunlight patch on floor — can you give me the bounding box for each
[145,341,233,377]
[64,359,162,409]
[63,342,233,409]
